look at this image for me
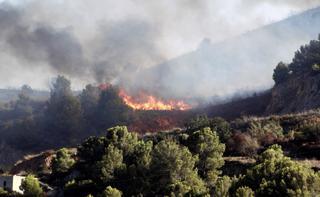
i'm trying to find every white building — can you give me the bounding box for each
[0,175,25,194]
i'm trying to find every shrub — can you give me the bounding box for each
[95,144,125,183]
[20,175,43,197]
[187,127,225,186]
[299,122,320,142]
[150,140,208,196]
[312,63,320,72]
[0,188,8,196]
[240,145,320,196]
[100,186,122,197]
[210,117,231,142]
[213,176,232,197]
[186,116,231,142]
[227,132,260,156]
[235,186,254,197]
[185,115,210,132]
[247,120,283,146]
[52,148,75,174]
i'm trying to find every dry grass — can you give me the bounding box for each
[224,156,256,164]
[224,157,320,169]
[243,108,320,122]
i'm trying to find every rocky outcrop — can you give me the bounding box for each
[10,150,55,175]
[10,148,76,176]
[266,72,320,114]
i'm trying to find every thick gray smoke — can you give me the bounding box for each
[0,0,319,102]
[0,3,164,87]
[7,25,88,76]
[91,20,164,83]
[0,3,90,86]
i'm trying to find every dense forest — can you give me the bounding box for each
[0,36,320,196]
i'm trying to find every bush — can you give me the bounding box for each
[20,175,43,197]
[187,127,225,186]
[95,144,125,183]
[312,63,320,72]
[235,186,254,197]
[52,148,75,174]
[150,140,208,196]
[185,115,210,132]
[247,120,283,146]
[100,186,122,197]
[186,116,231,142]
[210,117,231,142]
[213,176,232,197]
[0,188,8,196]
[240,145,320,196]
[227,132,259,156]
[299,122,320,142]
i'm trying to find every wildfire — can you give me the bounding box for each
[97,83,192,111]
[118,89,191,111]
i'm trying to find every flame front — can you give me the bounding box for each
[118,89,191,111]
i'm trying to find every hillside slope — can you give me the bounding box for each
[266,72,320,114]
[133,7,320,101]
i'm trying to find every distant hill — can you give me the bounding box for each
[204,90,272,120]
[0,89,83,104]
[0,89,49,104]
[204,28,320,116]
[133,7,320,101]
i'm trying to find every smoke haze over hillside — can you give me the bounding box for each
[0,0,319,102]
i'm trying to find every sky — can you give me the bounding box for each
[0,0,319,91]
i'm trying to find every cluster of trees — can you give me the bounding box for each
[273,35,320,85]
[5,124,318,197]
[0,76,134,168]
[54,126,225,196]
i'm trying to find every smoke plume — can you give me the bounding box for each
[0,0,319,102]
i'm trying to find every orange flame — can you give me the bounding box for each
[118,89,191,111]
